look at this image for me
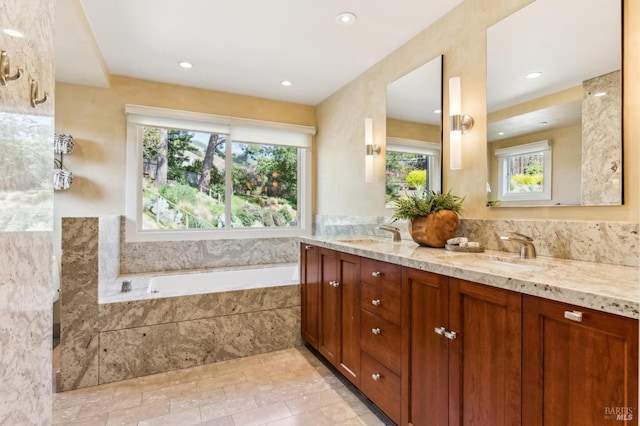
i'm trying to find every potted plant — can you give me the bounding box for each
[392,190,464,247]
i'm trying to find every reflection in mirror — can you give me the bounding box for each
[486,0,621,207]
[385,55,442,208]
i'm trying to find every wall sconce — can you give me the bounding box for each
[365,118,380,182]
[449,76,474,170]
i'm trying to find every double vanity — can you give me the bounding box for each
[299,236,638,425]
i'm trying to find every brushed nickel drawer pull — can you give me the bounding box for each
[329,280,340,287]
[371,299,381,306]
[444,330,457,340]
[371,271,381,277]
[371,327,381,335]
[371,373,381,381]
[434,326,446,335]
[564,310,583,322]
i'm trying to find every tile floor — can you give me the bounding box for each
[52,346,392,425]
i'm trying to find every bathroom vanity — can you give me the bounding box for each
[300,237,639,426]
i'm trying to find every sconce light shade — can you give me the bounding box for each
[364,118,380,183]
[449,77,473,170]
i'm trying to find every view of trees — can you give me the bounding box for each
[507,155,544,193]
[142,126,298,230]
[385,152,429,207]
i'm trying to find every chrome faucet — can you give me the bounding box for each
[379,225,401,242]
[500,232,536,259]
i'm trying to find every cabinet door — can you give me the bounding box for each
[336,252,361,386]
[448,278,522,426]
[300,244,320,348]
[523,296,638,426]
[318,248,339,365]
[403,268,449,426]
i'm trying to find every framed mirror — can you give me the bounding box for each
[385,55,443,208]
[486,0,622,207]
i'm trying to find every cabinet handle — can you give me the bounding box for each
[371,271,381,277]
[444,330,457,340]
[0,51,23,86]
[371,328,381,335]
[329,280,340,287]
[305,245,311,250]
[434,326,446,335]
[371,299,381,306]
[564,310,583,322]
[371,373,381,381]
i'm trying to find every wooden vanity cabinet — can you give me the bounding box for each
[300,243,320,347]
[403,269,522,426]
[360,258,403,424]
[522,296,638,426]
[312,247,361,386]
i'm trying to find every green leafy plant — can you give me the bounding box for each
[391,190,464,222]
[405,170,427,189]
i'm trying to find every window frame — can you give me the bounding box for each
[495,140,552,201]
[125,105,314,242]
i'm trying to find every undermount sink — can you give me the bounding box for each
[451,254,546,273]
[336,238,387,245]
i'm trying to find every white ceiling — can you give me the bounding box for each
[55,0,463,106]
[486,0,620,141]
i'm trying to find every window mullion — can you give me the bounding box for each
[224,138,233,229]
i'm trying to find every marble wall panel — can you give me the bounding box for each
[582,71,622,205]
[314,215,639,267]
[119,217,298,274]
[99,307,302,384]
[98,216,121,285]
[60,217,100,391]
[99,284,300,331]
[0,232,52,425]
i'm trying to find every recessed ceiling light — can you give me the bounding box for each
[433,109,442,114]
[3,28,23,38]
[179,61,193,69]
[336,12,356,25]
[538,121,548,126]
[281,80,293,87]
[497,132,505,136]
[593,92,607,97]
[526,71,542,79]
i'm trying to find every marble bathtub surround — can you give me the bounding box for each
[119,222,299,275]
[61,217,303,390]
[301,236,639,319]
[314,215,639,267]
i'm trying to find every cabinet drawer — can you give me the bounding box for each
[360,309,401,375]
[360,351,401,424]
[360,258,401,287]
[361,281,401,325]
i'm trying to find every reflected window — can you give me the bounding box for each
[385,138,441,208]
[496,140,551,201]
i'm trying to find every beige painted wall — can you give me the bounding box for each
[387,118,440,143]
[316,0,638,222]
[54,76,316,244]
[488,124,582,206]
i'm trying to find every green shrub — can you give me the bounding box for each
[405,170,427,189]
[279,207,293,223]
[159,183,197,205]
[236,203,263,226]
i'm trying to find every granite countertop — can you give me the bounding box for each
[300,236,640,319]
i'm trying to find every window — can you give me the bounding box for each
[495,140,551,201]
[385,137,441,208]
[126,105,313,241]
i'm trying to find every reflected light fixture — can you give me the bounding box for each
[365,118,380,183]
[449,76,473,170]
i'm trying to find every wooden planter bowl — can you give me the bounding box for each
[408,210,459,248]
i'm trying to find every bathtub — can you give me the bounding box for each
[146,263,299,296]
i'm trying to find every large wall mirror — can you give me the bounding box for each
[486,0,622,207]
[385,55,443,208]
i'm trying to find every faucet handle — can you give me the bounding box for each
[505,232,533,241]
